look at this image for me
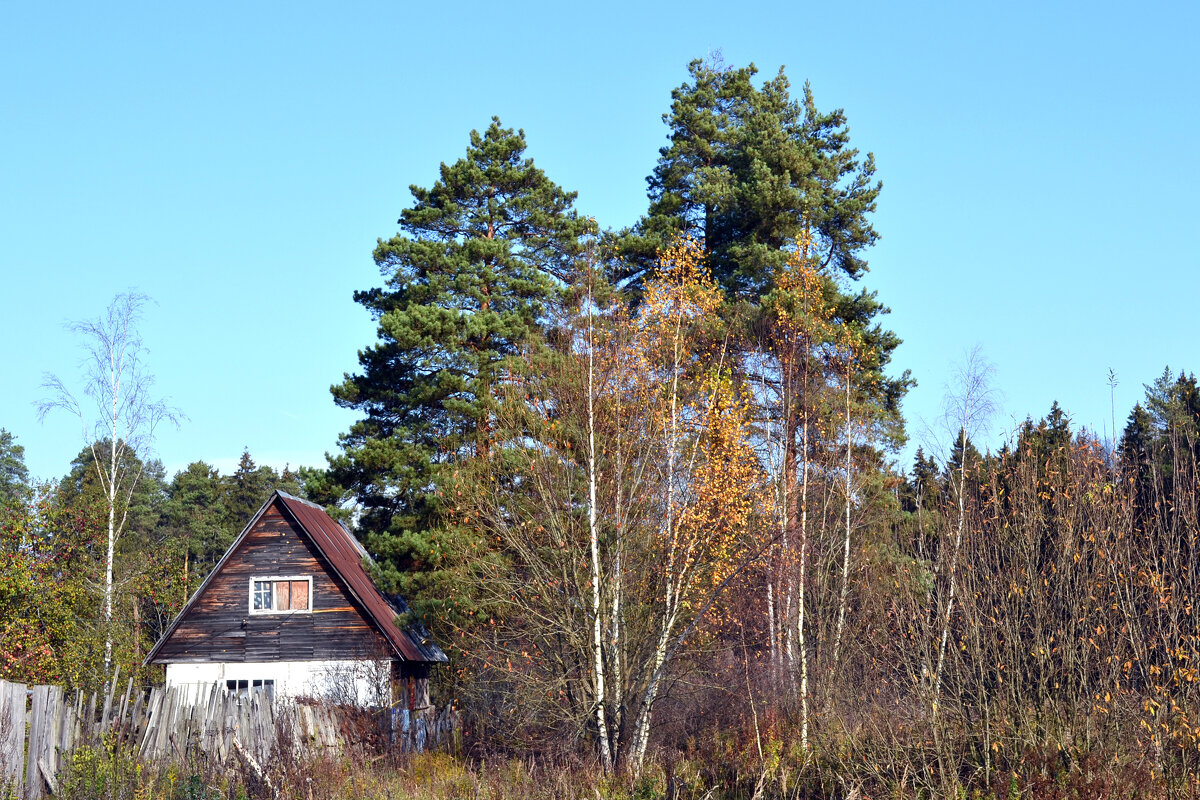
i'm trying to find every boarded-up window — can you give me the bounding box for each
[290,580,309,610]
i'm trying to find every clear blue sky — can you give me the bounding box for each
[2,0,1196,482]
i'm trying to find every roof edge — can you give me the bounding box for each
[144,491,285,666]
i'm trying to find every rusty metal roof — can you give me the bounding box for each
[275,492,447,663]
[145,491,446,665]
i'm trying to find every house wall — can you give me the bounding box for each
[153,502,392,663]
[165,659,391,706]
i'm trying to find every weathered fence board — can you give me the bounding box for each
[0,678,455,797]
[1,680,25,796]
[24,686,59,800]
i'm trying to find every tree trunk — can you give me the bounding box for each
[631,619,674,773]
[797,379,811,754]
[103,379,120,676]
[585,273,613,773]
[832,353,853,667]
[934,425,969,697]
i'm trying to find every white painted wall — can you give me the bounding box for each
[165,659,391,706]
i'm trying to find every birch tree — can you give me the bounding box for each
[38,292,180,674]
[624,237,769,772]
[450,236,772,772]
[583,241,613,772]
[932,347,995,697]
[830,330,858,669]
[757,238,834,751]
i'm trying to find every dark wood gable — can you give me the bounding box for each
[150,499,391,663]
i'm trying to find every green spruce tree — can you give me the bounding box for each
[1015,401,1073,481]
[902,446,941,515]
[225,449,274,526]
[0,429,30,510]
[1120,402,1155,522]
[221,449,309,526]
[160,461,231,588]
[944,429,984,500]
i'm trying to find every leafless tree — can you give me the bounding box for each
[38,292,181,674]
[932,346,996,698]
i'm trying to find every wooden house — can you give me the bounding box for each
[145,491,446,708]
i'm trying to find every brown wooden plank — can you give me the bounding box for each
[290,580,308,610]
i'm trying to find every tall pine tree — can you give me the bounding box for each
[328,119,589,624]
[636,57,909,438]
[635,57,881,299]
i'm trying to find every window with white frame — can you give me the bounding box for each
[226,679,275,699]
[249,576,312,614]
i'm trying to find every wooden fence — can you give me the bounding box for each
[0,677,458,799]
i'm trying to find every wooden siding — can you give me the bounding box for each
[153,502,391,663]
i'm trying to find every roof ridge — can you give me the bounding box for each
[275,489,323,509]
[275,492,371,561]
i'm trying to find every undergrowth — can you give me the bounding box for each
[49,719,1199,800]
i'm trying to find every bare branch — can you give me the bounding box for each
[37,291,184,675]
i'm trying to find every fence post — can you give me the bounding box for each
[0,680,26,797]
[24,685,47,800]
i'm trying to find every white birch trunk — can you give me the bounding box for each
[610,323,627,759]
[631,614,674,772]
[631,312,685,775]
[934,425,969,698]
[102,325,125,676]
[585,273,613,772]
[832,352,853,666]
[767,580,777,674]
[797,392,810,754]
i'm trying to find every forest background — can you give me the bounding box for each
[2,2,1200,798]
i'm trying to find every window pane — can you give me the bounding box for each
[253,580,272,610]
[290,580,309,610]
[275,580,291,610]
